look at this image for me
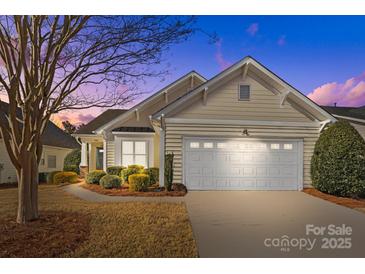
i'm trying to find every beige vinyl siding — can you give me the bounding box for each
[106,140,115,167]
[351,122,365,140]
[114,76,205,128]
[165,123,319,188]
[153,133,160,167]
[0,140,18,183]
[0,142,73,184]
[173,74,313,122]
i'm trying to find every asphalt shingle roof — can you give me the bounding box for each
[0,101,79,149]
[322,106,365,120]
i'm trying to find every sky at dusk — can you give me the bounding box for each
[47,16,365,126]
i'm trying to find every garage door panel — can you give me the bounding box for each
[184,138,302,190]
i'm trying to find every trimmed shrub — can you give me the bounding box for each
[143,168,159,185]
[106,166,125,176]
[129,174,150,192]
[121,165,144,183]
[64,165,79,174]
[47,170,62,184]
[100,174,122,189]
[86,170,106,184]
[311,121,365,197]
[54,171,78,184]
[38,172,48,183]
[172,183,187,192]
[63,149,81,174]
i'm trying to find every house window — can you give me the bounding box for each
[238,85,250,101]
[122,141,148,167]
[203,142,213,148]
[190,142,200,149]
[284,144,293,150]
[270,144,280,150]
[47,155,56,169]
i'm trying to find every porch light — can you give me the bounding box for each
[241,129,249,137]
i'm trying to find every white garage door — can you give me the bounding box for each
[184,138,303,190]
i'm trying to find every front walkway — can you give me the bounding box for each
[63,183,185,203]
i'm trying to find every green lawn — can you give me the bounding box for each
[0,185,198,257]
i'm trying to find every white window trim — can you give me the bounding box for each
[114,136,154,168]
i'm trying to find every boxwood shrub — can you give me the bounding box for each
[63,164,79,174]
[128,174,150,192]
[106,166,125,176]
[311,120,365,197]
[143,167,159,185]
[121,165,144,183]
[86,170,106,184]
[54,171,78,184]
[100,174,122,189]
[47,170,62,184]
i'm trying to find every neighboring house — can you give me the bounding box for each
[74,56,336,191]
[322,105,365,139]
[0,102,80,184]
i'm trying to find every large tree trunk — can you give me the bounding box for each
[16,152,39,224]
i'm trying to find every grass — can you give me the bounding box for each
[0,185,198,258]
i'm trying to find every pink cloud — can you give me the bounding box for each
[52,111,97,128]
[307,72,365,107]
[246,23,259,36]
[277,35,286,46]
[214,39,232,71]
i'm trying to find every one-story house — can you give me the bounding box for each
[74,56,339,191]
[322,105,365,139]
[0,102,80,184]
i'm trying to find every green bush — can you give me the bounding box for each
[144,167,159,185]
[121,165,144,183]
[311,121,365,197]
[63,149,81,174]
[129,174,150,192]
[106,166,125,176]
[64,165,79,174]
[86,170,107,184]
[100,174,122,189]
[47,170,62,184]
[54,171,78,184]
[38,172,48,183]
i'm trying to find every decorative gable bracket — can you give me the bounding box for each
[202,87,208,105]
[280,90,290,107]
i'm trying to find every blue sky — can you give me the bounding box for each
[55,16,365,125]
[164,16,365,94]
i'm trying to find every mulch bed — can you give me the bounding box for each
[303,188,365,209]
[81,183,187,197]
[0,211,90,257]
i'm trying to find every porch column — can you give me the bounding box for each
[103,139,107,171]
[80,142,89,178]
[159,128,165,187]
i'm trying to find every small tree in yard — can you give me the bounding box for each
[164,152,174,191]
[0,16,197,223]
[311,120,365,198]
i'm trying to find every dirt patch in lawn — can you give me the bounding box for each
[81,183,187,197]
[303,188,365,209]
[0,211,90,258]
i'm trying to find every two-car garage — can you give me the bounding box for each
[183,138,303,190]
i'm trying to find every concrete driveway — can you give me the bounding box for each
[184,191,365,258]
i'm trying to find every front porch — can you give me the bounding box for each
[78,129,161,177]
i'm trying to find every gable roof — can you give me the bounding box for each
[93,71,207,134]
[0,101,79,149]
[322,106,365,121]
[75,109,128,134]
[152,56,336,123]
